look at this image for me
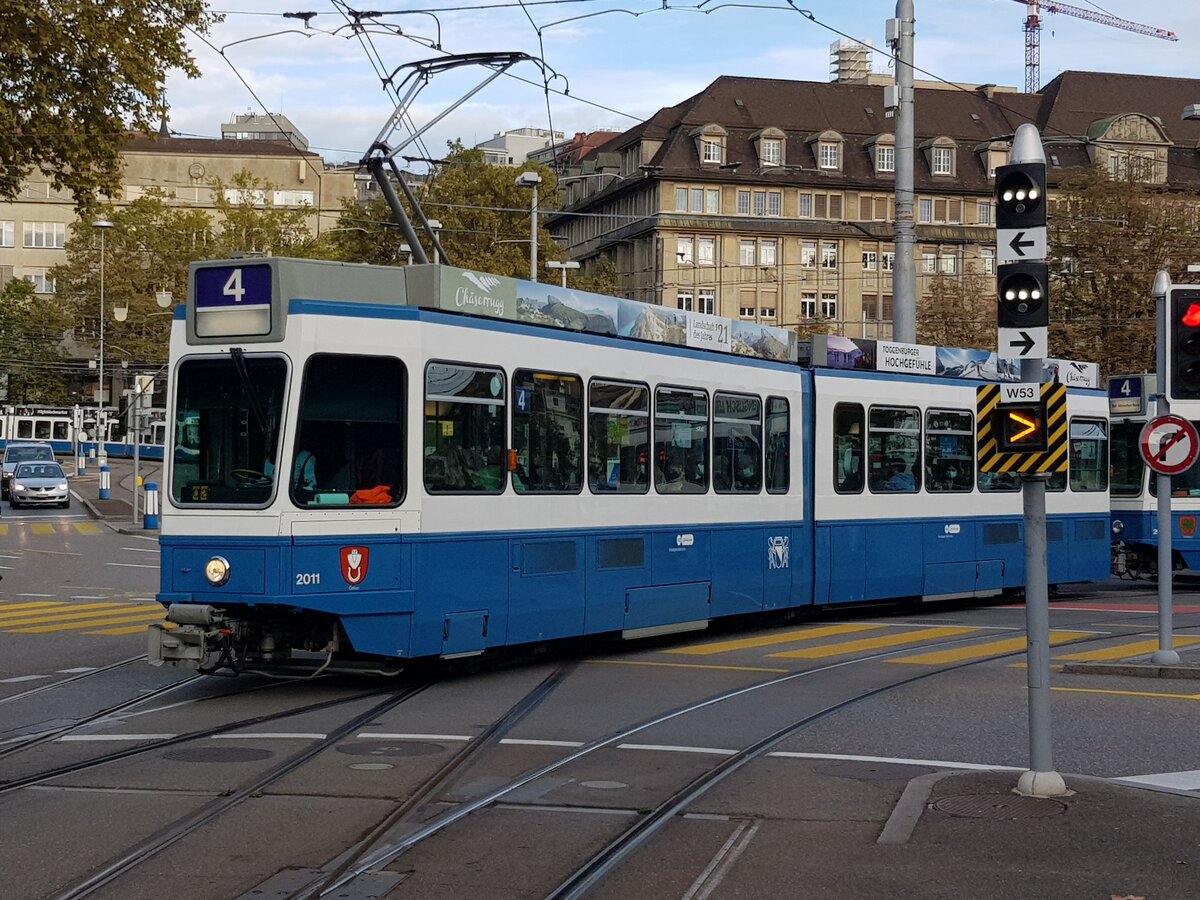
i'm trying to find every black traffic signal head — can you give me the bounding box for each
[997,261,1049,329]
[1170,287,1200,401]
[995,162,1047,231]
[994,404,1048,453]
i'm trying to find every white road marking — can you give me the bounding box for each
[356,732,472,742]
[70,596,108,600]
[618,743,737,756]
[0,566,15,570]
[499,738,586,747]
[15,593,56,598]
[120,547,160,554]
[0,675,53,684]
[1117,770,1200,791]
[105,563,158,569]
[211,732,326,740]
[767,751,1022,770]
[0,554,21,559]
[58,667,98,674]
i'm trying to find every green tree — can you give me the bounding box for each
[917,272,996,351]
[1050,167,1200,376]
[0,277,71,403]
[210,171,317,258]
[0,1,221,207]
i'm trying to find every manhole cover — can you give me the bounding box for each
[933,793,1067,820]
[336,741,446,757]
[816,761,934,781]
[163,747,274,763]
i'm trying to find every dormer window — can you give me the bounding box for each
[702,138,722,163]
[877,145,895,172]
[761,139,782,166]
[932,147,953,175]
[819,142,840,169]
[693,124,728,166]
[750,127,786,168]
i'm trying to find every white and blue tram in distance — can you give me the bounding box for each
[1109,373,1200,576]
[148,257,1111,673]
[0,405,168,460]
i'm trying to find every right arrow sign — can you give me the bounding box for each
[997,326,1048,359]
[997,226,1047,263]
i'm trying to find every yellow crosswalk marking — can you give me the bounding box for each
[31,523,56,536]
[888,631,1091,665]
[0,604,149,626]
[0,524,7,536]
[10,610,167,634]
[667,623,888,655]
[767,626,979,659]
[0,602,65,613]
[87,621,173,636]
[72,522,102,534]
[1054,636,1200,662]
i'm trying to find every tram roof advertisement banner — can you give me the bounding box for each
[435,267,798,363]
[805,335,1099,388]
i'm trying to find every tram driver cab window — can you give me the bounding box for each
[291,354,405,508]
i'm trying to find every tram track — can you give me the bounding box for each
[0,655,147,707]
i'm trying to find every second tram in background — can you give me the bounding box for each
[1109,373,1200,577]
[0,405,167,460]
[146,257,1112,675]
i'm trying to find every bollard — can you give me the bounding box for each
[77,452,86,475]
[88,448,96,461]
[99,465,111,500]
[144,481,160,529]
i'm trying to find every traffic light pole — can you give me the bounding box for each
[1152,270,1181,665]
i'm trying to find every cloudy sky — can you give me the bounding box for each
[164,1,1200,164]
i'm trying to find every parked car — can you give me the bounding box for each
[8,461,70,509]
[2,442,56,500]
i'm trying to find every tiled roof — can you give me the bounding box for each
[119,133,321,159]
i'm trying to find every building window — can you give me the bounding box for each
[828,194,843,219]
[705,189,720,214]
[800,292,817,318]
[739,306,756,319]
[932,147,953,175]
[736,190,750,215]
[862,294,878,320]
[862,251,877,272]
[23,221,65,249]
[947,199,961,224]
[815,194,827,218]
[819,142,840,169]
[921,253,936,274]
[677,290,694,311]
[675,188,688,211]
[739,240,756,266]
[697,236,715,266]
[760,306,776,320]
[877,145,895,173]
[801,241,817,268]
[697,289,715,315]
[753,191,766,216]
[272,190,314,206]
[761,138,782,166]
[939,255,957,275]
[702,138,723,164]
[821,241,838,269]
[767,192,781,217]
[690,188,704,212]
[882,251,895,272]
[882,295,893,319]
[918,199,933,223]
[977,201,993,225]
[821,293,838,319]
[0,221,14,247]
[799,193,813,217]
[981,248,995,275]
[677,237,694,266]
[759,239,777,267]
[223,188,266,206]
[23,268,56,293]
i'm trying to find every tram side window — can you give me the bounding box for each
[655,387,708,494]
[834,403,864,494]
[713,393,761,494]
[53,421,68,441]
[16,420,32,439]
[512,369,583,494]
[868,406,920,493]
[588,380,650,494]
[1067,418,1108,492]
[925,409,973,492]
[1110,421,1144,497]
[765,397,790,494]
[293,354,404,507]
[424,362,505,494]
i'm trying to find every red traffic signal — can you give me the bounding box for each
[1170,288,1200,402]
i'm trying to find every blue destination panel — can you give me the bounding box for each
[194,264,273,336]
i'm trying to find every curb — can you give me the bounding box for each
[1062,661,1200,679]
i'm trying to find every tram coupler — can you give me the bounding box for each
[148,604,232,670]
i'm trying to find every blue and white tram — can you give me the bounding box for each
[148,258,1110,673]
[0,405,167,460]
[1109,374,1200,576]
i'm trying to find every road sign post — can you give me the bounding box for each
[1152,271,1185,665]
[993,124,1067,799]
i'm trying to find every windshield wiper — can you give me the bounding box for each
[229,347,271,436]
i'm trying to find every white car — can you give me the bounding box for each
[9,461,70,509]
[2,441,56,500]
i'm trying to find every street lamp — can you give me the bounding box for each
[515,171,542,281]
[92,219,113,449]
[545,260,580,288]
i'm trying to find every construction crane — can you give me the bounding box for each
[1013,1,1178,93]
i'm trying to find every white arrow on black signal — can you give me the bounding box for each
[1008,232,1037,257]
[1008,331,1036,356]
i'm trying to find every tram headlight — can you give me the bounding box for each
[1112,519,1124,536]
[204,556,231,586]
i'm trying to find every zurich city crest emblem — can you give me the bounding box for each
[340,546,369,585]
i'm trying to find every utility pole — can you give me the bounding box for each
[889,0,916,343]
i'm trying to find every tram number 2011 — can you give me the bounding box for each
[295,572,321,586]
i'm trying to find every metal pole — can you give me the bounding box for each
[530,182,538,282]
[560,267,567,288]
[132,397,141,525]
[98,229,105,450]
[892,0,917,343]
[1152,269,1180,664]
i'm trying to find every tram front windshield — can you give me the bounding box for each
[171,356,287,505]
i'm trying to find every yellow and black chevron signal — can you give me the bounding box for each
[976,383,1067,474]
